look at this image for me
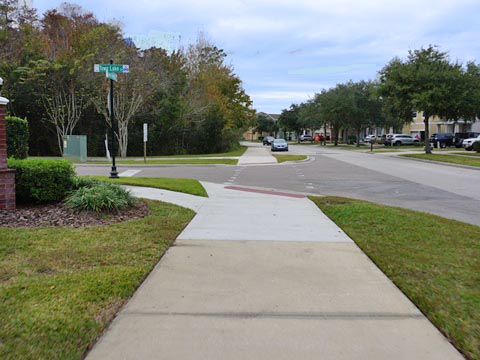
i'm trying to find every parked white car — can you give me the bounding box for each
[386,134,419,146]
[462,135,480,151]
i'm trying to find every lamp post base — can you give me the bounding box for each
[109,166,119,178]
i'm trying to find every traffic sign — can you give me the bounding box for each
[106,71,117,81]
[94,64,129,73]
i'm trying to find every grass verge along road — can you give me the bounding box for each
[310,196,479,360]
[0,200,194,359]
[272,154,307,163]
[87,147,247,165]
[401,153,480,167]
[92,176,208,197]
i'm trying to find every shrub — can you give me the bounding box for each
[7,159,75,203]
[473,141,480,153]
[71,176,99,190]
[65,182,136,213]
[6,116,29,159]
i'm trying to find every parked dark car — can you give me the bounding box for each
[429,133,455,148]
[262,136,275,145]
[454,132,480,148]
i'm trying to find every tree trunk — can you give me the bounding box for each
[56,131,64,156]
[333,125,339,146]
[356,127,361,147]
[424,112,432,154]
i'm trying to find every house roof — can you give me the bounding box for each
[258,112,280,122]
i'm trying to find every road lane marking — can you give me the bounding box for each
[118,170,141,177]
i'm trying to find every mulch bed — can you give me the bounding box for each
[0,201,150,228]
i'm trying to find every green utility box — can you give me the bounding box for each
[63,135,87,162]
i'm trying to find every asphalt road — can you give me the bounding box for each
[76,144,480,226]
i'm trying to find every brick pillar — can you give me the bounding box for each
[0,96,15,210]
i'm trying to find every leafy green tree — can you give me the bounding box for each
[278,104,301,141]
[298,99,322,141]
[255,113,277,136]
[341,81,384,146]
[1,4,253,157]
[315,85,351,146]
[379,46,469,153]
[178,35,254,153]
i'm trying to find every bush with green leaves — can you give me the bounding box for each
[65,182,136,213]
[71,176,99,190]
[7,159,75,203]
[473,141,480,153]
[6,116,29,159]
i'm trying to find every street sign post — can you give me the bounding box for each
[143,123,148,164]
[94,60,130,178]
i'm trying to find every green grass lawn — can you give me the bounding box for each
[289,141,319,145]
[309,196,479,360]
[90,177,208,197]
[0,200,195,359]
[401,153,480,167]
[450,151,480,157]
[272,154,308,163]
[89,158,238,165]
[143,146,248,159]
[87,147,247,164]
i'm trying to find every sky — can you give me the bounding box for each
[32,0,480,114]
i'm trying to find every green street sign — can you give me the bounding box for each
[106,71,117,81]
[94,64,129,73]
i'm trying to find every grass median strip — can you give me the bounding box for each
[449,152,480,157]
[90,176,208,197]
[272,154,307,163]
[0,200,195,359]
[89,158,238,165]
[401,153,480,167]
[309,196,479,360]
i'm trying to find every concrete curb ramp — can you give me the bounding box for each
[87,182,463,360]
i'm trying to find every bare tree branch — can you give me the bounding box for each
[43,88,83,155]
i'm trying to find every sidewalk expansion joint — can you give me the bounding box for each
[121,311,424,321]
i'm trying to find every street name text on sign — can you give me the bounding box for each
[94,64,130,73]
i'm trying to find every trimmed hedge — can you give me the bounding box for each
[7,159,75,203]
[473,141,480,153]
[6,116,29,159]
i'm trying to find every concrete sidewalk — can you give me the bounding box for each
[237,144,277,165]
[87,183,462,360]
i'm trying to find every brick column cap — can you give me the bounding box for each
[0,97,9,106]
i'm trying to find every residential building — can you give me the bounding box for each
[243,112,280,141]
[402,112,479,140]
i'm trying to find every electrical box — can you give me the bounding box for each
[63,135,87,163]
